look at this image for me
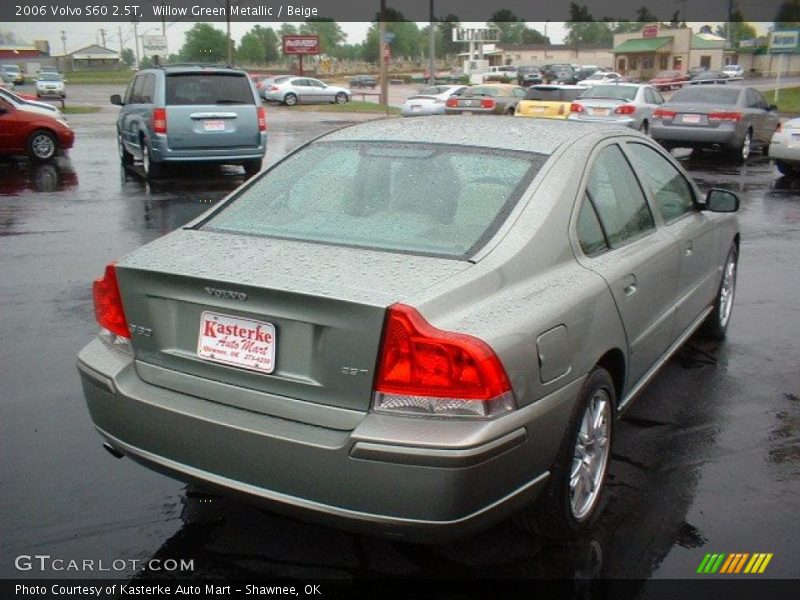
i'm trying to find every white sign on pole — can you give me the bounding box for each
[142,35,168,58]
[452,28,500,43]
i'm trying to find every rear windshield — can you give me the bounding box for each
[525,87,582,101]
[39,73,62,81]
[465,86,503,97]
[165,72,254,105]
[201,142,546,259]
[581,85,638,101]
[671,87,740,104]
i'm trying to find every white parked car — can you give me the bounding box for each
[577,72,623,87]
[36,72,66,98]
[722,65,744,79]
[769,118,800,177]
[0,87,65,118]
[483,65,519,82]
[262,76,350,106]
[402,85,467,117]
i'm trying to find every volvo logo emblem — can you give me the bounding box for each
[205,287,248,301]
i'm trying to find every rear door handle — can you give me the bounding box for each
[622,274,637,297]
[684,240,693,256]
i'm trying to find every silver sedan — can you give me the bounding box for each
[78,117,740,543]
[262,76,351,106]
[651,85,780,162]
[401,85,467,116]
[567,83,665,134]
[768,117,800,176]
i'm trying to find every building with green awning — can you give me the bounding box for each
[613,27,724,79]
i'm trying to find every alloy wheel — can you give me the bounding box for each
[570,388,612,521]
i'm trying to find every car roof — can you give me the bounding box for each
[321,115,623,155]
[530,84,585,90]
[148,64,248,75]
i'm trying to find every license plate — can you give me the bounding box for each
[203,119,225,131]
[681,114,701,124]
[197,311,276,373]
[591,108,610,116]
[531,106,546,113]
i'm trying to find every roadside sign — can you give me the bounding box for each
[383,43,391,61]
[142,35,167,58]
[452,28,500,43]
[642,24,659,39]
[768,30,799,54]
[282,35,320,55]
[383,32,395,44]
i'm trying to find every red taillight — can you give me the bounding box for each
[269,85,279,92]
[92,264,129,339]
[570,102,584,113]
[480,98,495,109]
[257,106,267,131]
[375,304,512,402]
[653,108,676,119]
[446,97,458,107]
[615,104,636,115]
[708,111,742,122]
[152,108,167,134]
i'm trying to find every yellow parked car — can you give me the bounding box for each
[515,85,585,119]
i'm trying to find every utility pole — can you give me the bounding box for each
[118,25,124,64]
[226,0,232,65]
[99,28,107,48]
[428,0,436,85]
[132,21,140,68]
[727,0,733,47]
[60,30,67,56]
[379,0,388,114]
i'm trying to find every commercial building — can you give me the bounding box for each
[613,27,725,78]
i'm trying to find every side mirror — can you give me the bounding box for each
[0,106,8,115]
[110,94,123,106]
[704,188,739,212]
[768,104,778,112]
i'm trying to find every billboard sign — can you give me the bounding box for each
[283,35,320,55]
[642,24,659,39]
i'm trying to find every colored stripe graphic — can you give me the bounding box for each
[697,552,772,574]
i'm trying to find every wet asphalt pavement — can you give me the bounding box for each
[1,87,799,589]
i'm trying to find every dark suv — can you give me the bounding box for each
[517,66,543,86]
[349,74,377,89]
[111,65,267,179]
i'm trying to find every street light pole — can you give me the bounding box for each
[428,0,435,85]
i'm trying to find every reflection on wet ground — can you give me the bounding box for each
[1,111,799,583]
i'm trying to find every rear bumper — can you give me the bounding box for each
[568,115,638,128]
[77,338,580,542]
[768,136,800,162]
[651,122,739,146]
[149,133,266,164]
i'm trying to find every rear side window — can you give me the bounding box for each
[202,142,546,259]
[576,197,609,256]
[525,88,582,102]
[626,143,695,222]
[165,73,254,105]
[586,145,655,247]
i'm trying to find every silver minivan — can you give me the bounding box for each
[111,65,267,179]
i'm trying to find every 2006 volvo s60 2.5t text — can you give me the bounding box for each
[78,117,740,542]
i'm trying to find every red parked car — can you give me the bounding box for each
[0,97,74,161]
[648,70,690,91]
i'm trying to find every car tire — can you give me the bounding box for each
[27,129,58,162]
[243,160,261,178]
[284,93,298,106]
[516,367,614,538]
[701,243,738,341]
[335,92,349,104]
[118,133,133,166]
[141,139,163,180]
[639,120,649,135]
[776,160,800,177]
[729,128,752,163]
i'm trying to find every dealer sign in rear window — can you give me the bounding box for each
[197,311,276,373]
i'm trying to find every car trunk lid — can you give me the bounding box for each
[115,230,471,416]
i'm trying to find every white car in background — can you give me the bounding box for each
[577,71,623,87]
[402,85,467,116]
[262,76,350,106]
[722,64,745,79]
[36,72,66,98]
[769,118,800,177]
[0,87,65,118]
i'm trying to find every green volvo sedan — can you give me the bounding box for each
[78,117,740,542]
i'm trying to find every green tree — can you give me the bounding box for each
[179,23,228,63]
[715,10,757,45]
[521,28,548,44]
[120,47,135,66]
[565,4,614,45]
[363,9,420,62]
[437,15,462,58]
[635,6,659,22]
[237,25,279,65]
[488,10,527,44]
[299,18,347,56]
[775,0,800,29]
